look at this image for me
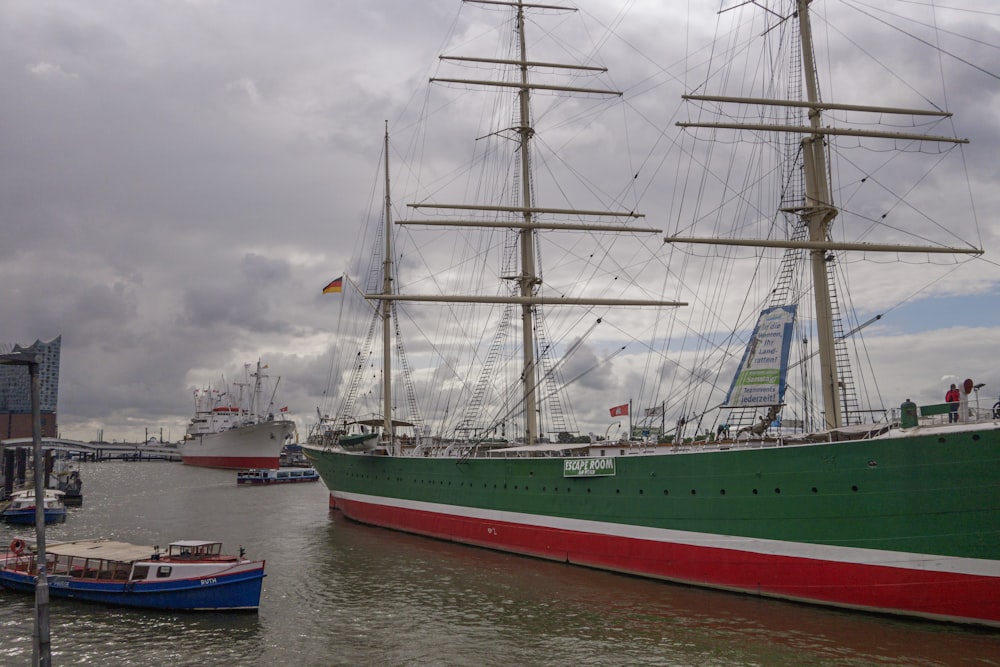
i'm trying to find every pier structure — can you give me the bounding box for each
[1,437,181,463]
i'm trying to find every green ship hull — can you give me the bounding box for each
[306,423,1000,627]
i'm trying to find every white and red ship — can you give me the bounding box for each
[181,360,295,469]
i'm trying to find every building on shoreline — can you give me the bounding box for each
[0,336,61,439]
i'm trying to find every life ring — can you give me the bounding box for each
[9,538,26,556]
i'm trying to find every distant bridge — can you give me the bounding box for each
[0,437,181,462]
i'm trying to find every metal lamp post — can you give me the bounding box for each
[0,351,51,667]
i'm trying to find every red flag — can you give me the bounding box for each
[279,406,288,413]
[609,403,628,417]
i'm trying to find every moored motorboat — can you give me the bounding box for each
[0,538,265,611]
[50,459,83,507]
[236,467,320,485]
[0,489,66,525]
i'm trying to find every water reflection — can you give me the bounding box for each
[2,462,998,666]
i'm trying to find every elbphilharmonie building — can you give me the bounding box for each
[0,336,61,439]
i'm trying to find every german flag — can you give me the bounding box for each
[322,276,343,294]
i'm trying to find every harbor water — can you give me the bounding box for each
[1,461,998,666]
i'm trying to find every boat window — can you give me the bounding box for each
[49,555,70,576]
[156,565,172,578]
[131,565,149,580]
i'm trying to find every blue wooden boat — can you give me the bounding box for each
[0,489,66,525]
[0,538,265,611]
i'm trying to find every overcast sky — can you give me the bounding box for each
[2,0,999,443]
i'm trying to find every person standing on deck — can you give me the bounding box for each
[946,384,961,423]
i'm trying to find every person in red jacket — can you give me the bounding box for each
[946,383,961,423]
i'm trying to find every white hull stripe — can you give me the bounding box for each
[337,490,1000,578]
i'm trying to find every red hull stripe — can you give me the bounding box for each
[336,492,998,577]
[182,456,278,470]
[334,493,1000,627]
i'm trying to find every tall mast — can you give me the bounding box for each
[382,123,394,446]
[797,0,840,429]
[376,0,687,446]
[672,0,976,432]
[514,2,539,445]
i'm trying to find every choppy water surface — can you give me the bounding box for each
[1,461,998,666]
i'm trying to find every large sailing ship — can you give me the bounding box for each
[304,0,1000,626]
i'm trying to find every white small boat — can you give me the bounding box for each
[0,489,66,525]
[306,416,382,452]
[236,467,321,485]
[336,432,379,452]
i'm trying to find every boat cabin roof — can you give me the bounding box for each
[355,418,415,428]
[9,489,65,499]
[45,539,155,563]
[165,540,225,559]
[169,540,221,549]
